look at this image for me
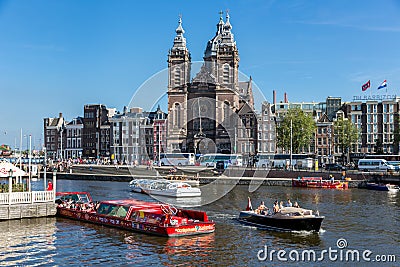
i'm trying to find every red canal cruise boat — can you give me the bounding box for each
[55,192,215,237]
[292,177,348,189]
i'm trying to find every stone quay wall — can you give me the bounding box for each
[0,203,57,221]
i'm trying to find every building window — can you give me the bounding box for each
[174,67,181,86]
[224,101,230,124]
[174,103,181,128]
[223,64,229,84]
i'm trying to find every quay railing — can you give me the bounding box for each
[0,191,55,205]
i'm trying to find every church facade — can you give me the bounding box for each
[167,13,257,156]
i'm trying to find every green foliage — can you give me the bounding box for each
[0,183,26,193]
[276,108,316,153]
[333,117,358,152]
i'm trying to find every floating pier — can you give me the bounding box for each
[0,163,57,221]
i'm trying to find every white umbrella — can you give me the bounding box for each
[0,160,27,177]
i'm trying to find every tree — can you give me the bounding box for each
[393,115,400,153]
[276,108,316,153]
[333,117,358,163]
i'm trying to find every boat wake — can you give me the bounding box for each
[291,229,324,236]
[208,212,237,220]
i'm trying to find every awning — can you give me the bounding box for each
[0,160,28,177]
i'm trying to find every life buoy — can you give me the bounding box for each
[170,218,178,226]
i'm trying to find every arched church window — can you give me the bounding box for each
[224,101,230,125]
[174,103,181,127]
[174,67,181,86]
[223,64,230,84]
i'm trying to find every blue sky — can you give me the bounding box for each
[1,0,400,149]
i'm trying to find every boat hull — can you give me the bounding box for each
[238,211,324,232]
[143,189,201,198]
[292,179,348,189]
[57,207,215,237]
[366,183,399,192]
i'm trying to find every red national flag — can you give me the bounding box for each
[246,197,253,211]
[362,80,370,91]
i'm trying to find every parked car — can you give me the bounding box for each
[325,163,346,171]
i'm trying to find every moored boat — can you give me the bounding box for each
[238,198,324,232]
[129,179,153,193]
[165,174,200,187]
[292,177,348,189]
[56,192,215,237]
[366,183,399,192]
[129,179,201,198]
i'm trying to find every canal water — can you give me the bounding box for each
[0,179,398,266]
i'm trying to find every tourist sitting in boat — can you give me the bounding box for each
[293,201,300,208]
[330,174,335,183]
[255,201,268,215]
[273,201,280,214]
[279,201,284,210]
[286,199,292,207]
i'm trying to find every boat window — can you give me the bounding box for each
[97,203,129,218]
[97,203,113,215]
[108,206,129,218]
[57,194,80,202]
[78,194,90,203]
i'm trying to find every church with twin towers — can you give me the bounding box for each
[167,12,258,156]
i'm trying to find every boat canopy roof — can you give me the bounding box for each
[101,199,164,210]
[56,192,92,202]
[300,177,322,181]
[279,207,313,216]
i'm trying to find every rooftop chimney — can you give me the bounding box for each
[273,90,276,105]
[284,92,288,103]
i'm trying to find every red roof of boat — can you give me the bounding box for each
[101,199,165,210]
[301,177,322,181]
[56,191,91,196]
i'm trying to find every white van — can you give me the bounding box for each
[357,159,395,171]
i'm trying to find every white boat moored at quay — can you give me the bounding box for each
[129,179,201,198]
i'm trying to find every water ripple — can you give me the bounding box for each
[0,180,398,266]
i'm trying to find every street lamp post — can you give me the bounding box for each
[43,146,47,190]
[28,135,32,183]
[60,129,63,161]
[8,169,13,195]
[290,119,293,170]
[158,124,161,167]
[328,126,332,164]
[52,169,57,193]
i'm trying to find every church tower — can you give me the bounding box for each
[203,11,240,91]
[167,17,191,152]
[166,12,256,155]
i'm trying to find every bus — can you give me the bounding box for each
[159,153,195,166]
[357,159,395,171]
[198,154,243,168]
[256,153,315,169]
[364,154,400,161]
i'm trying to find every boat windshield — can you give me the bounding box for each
[168,182,191,189]
[97,203,129,218]
[150,181,171,190]
[56,193,90,203]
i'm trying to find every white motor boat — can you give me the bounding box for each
[129,179,201,198]
[129,179,153,193]
[387,184,400,193]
